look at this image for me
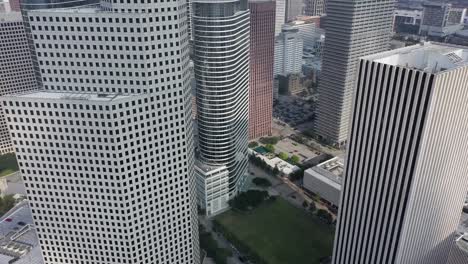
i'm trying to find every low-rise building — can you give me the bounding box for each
[195,161,230,217]
[419,2,466,38]
[394,9,423,34]
[303,157,343,207]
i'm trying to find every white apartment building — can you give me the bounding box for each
[195,161,230,217]
[1,1,199,264]
[275,0,286,36]
[333,43,468,264]
[274,27,303,76]
[0,12,37,154]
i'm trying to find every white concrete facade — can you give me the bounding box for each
[195,162,230,217]
[303,157,343,206]
[1,1,199,264]
[275,0,286,36]
[274,27,303,76]
[333,43,468,264]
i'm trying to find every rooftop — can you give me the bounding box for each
[194,159,227,176]
[5,91,133,102]
[305,157,344,189]
[366,42,468,73]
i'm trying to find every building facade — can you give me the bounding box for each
[195,161,230,217]
[419,2,466,38]
[274,27,303,76]
[0,12,37,154]
[275,0,286,36]
[286,0,302,22]
[2,1,199,263]
[333,43,468,264]
[314,0,394,146]
[303,157,343,207]
[248,0,275,139]
[192,0,250,196]
[304,0,325,17]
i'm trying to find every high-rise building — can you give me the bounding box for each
[19,0,100,88]
[275,0,286,35]
[304,0,325,16]
[274,27,303,76]
[0,12,37,154]
[333,43,468,264]
[288,16,321,50]
[0,0,11,12]
[248,0,275,139]
[286,0,302,22]
[419,2,466,38]
[314,0,394,146]
[8,0,20,11]
[2,1,199,263]
[192,0,250,197]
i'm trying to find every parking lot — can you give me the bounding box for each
[273,96,314,127]
[275,137,322,163]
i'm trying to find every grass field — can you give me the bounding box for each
[0,153,19,177]
[215,198,335,264]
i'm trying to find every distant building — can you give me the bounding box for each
[420,2,466,38]
[248,0,275,139]
[304,157,343,207]
[277,74,303,96]
[0,12,37,154]
[333,43,468,264]
[275,0,286,35]
[287,16,322,50]
[304,0,325,17]
[286,0,302,22]
[394,9,423,34]
[195,161,230,217]
[274,27,303,76]
[315,0,394,146]
[8,0,20,11]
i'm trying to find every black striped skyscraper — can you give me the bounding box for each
[333,43,468,264]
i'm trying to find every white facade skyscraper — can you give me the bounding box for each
[333,43,468,264]
[314,0,394,146]
[274,27,303,76]
[275,0,286,35]
[0,12,37,154]
[2,1,199,264]
[192,0,250,197]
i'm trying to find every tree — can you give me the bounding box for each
[317,209,333,224]
[252,177,272,187]
[302,201,308,208]
[309,201,316,212]
[289,169,304,181]
[290,155,300,165]
[278,152,288,160]
[0,195,15,216]
[265,144,275,153]
[272,166,280,176]
[248,141,259,148]
[229,190,269,211]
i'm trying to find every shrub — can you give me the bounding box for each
[278,152,288,160]
[229,190,269,211]
[316,209,333,224]
[309,201,317,212]
[252,177,272,187]
[289,169,304,181]
[302,201,308,208]
[0,195,15,216]
[290,155,300,165]
[259,136,279,145]
[248,141,259,148]
[265,144,275,153]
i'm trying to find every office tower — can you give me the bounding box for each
[19,0,100,88]
[419,2,466,38]
[8,0,20,11]
[304,0,325,16]
[248,0,275,139]
[192,0,250,196]
[314,0,394,146]
[0,0,10,12]
[2,1,199,263]
[0,12,37,154]
[286,0,302,22]
[274,27,303,76]
[275,0,286,35]
[333,43,468,264]
[288,16,321,50]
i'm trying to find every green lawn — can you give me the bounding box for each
[215,198,335,264]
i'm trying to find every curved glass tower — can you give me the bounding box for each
[192,0,250,195]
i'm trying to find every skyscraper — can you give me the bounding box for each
[8,0,20,11]
[333,43,468,264]
[314,0,394,146]
[0,11,37,154]
[275,0,286,35]
[2,1,199,263]
[192,0,250,196]
[285,0,302,22]
[304,0,325,17]
[248,0,275,139]
[274,27,303,76]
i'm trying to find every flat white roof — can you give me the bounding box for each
[364,42,468,73]
[5,91,133,102]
